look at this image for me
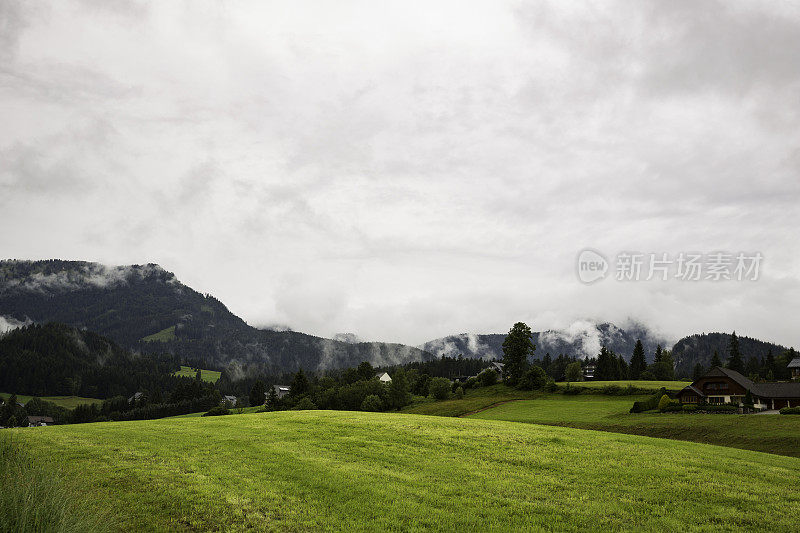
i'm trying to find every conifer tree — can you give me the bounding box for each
[710,350,722,368]
[629,340,647,380]
[727,331,744,372]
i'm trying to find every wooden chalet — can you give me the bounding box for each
[676,366,800,410]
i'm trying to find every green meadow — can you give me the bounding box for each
[13,411,800,532]
[0,392,102,410]
[468,393,800,457]
[171,365,221,383]
[555,379,691,389]
[141,325,176,342]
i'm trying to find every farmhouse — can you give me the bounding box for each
[272,385,291,399]
[789,357,800,379]
[222,395,237,407]
[26,416,54,427]
[376,372,392,383]
[677,366,800,410]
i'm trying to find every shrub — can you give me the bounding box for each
[517,366,549,391]
[702,404,738,413]
[360,394,384,412]
[464,377,479,389]
[682,404,697,412]
[661,403,682,413]
[657,394,672,411]
[779,406,800,415]
[454,387,464,400]
[630,387,667,413]
[429,378,452,400]
[639,371,656,381]
[291,397,318,410]
[563,384,583,395]
[543,381,558,392]
[202,406,230,417]
[478,369,498,387]
[0,436,110,532]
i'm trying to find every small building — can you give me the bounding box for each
[222,395,237,407]
[375,372,392,383]
[676,366,800,410]
[583,361,596,380]
[789,357,800,379]
[271,385,291,399]
[128,392,144,404]
[27,416,54,427]
[489,362,505,376]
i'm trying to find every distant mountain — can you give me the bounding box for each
[672,332,789,377]
[0,260,434,375]
[421,321,672,363]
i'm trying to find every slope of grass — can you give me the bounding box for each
[469,394,800,457]
[1,436,109,532]
[556,380,690,390]
[0,393,102,410]
[13,411,800,532]
[141,325,176,342]
[171,365,221,383]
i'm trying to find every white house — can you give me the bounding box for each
[270,385,291,399]
[376,372,392,383]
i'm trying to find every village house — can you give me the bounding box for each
[789,357,800,379]
[583,361,596,380]
[676,366,800,410]
[272,385,291,399]
[221,395,237,407]
[376,372,392,383]
[26,416,54,427]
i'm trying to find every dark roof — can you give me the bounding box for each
[700,366,800,399]
[678,384,705,397]
[788,357,800,369]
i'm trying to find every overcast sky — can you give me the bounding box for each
[2,1,799,347]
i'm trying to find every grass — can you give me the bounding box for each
[12,411,800,531]
[556,380,691,390]
[141,325,176,342]
[167,406,263,419]
[0,393,102,410]
[171,365,221,383]
[469,393,800,457]
[0,435,109,532]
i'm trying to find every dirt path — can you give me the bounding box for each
[458,398,528,418]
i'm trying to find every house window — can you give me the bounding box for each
[708,397,724,404]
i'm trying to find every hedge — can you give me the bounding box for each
[630,388,667,413]
[779,406,800,415]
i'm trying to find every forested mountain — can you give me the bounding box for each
[0,323,179,398]
[0,260,434,375]
[672,332,791,378]
[421,322,671,363]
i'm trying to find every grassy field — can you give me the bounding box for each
[0,392,102,409]
[12,411,800,531]
[171,365,221,383]
[141,325,176,342]
[167,406,263,419]
[556,380,691,389]
[403,382,689,418]
[469,394,800,457]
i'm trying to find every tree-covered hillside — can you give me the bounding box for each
[0,323,179,398]
[0,260,434,374]
[672,332,791,378]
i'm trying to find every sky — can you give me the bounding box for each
[2,1,799,347]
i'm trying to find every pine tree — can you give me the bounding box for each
[595,347,617,380]
[692,363,705,381]
[387,369,412,410]
[265,386,279,411]
[653,344,663,364]
[727,331,744,373]
[711,350,722,368]
[501,322,535,385]
[617,354,629,380]
[629,340,647,380]
[290,369,309,396]
[248,379,267,407]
